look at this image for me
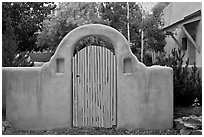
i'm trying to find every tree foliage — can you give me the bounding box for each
[36,2,143,53]
[36,2,109,51]
[3,2,170,67]
[142,2,170,53]
[2,2,56,66]
[2,2,56,51]
[2,18,18,67]
[155,48,202,107]
[100,2,142,53]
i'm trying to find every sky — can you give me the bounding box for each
[53,1,158,14]
[139,2,157,13]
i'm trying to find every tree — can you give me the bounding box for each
[2,2,56,52]
[142,2,170,64]
[36,2,169,65]
[100,2,142,56]
[2,17,18,67]
[36,2,109,51]
[2,2,56,67]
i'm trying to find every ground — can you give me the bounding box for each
[2,106,202,135]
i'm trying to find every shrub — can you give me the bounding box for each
[155,48,202,107]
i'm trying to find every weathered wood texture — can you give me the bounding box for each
[73,46,116,128]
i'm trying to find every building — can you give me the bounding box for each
[163,2,202,66]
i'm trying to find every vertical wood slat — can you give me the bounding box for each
[109,52,113,126]
[90,46,92,126]
[108,51,111,126]
[111,53,114,125]
[78,49,81,126]
[74,55,76,126]
[98,46,101,127]
[76,53,79,126]
[77,52,80,126]
[98,46,102,127]
[83,49,85,127]
[80,50,83,126]
[87,46,90,126]
[73,56,75,126]
[107,48,110,128]
[84,48,87,126]
[101,47,104,127]
[93,46,96,127]
[98,46,100,127]
[112,54,115,125]
[104,48,107,128]
[108,50,111,128]
[82,48,85,126]
[86,46,89,127]
[98,47,101,127]
[80,49,83,126]
[113,55,116,125]
[95,46,98,127]
[85,46,88,126]
[81,49,84,126]
[74,54,77,126]
[91,46,94,126]
[89,46,92,126]
[97,46,100,127]
[91,46,93,126]
[107,49,110,128]
[99,47,102,127]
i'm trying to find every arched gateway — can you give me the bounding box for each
[51,24,137,128]
[3,24,173,130]
[49,24,140,128]
[72,45,117,128]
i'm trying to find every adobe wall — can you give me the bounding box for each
[3,24,173,130]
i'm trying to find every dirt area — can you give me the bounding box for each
[2,126,179,135]
[2,106,202,135]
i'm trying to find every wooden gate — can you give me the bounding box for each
[72,45,117,128]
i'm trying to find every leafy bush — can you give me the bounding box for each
[155,48,202,107]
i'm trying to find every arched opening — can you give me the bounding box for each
[73,35,115,55]
[72,36,117,128]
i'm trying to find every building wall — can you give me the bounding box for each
[195,20,202,65]
[163,2,202,66]
[2,24,173,130]
[163,2,202,27]
[164,28,185,58]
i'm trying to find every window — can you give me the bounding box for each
[182,37,187,50]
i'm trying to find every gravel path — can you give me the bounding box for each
[3,126,180,135]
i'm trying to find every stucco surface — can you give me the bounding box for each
[163,2,202,66]
[163,2,201,27]
[3,24,173,130]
